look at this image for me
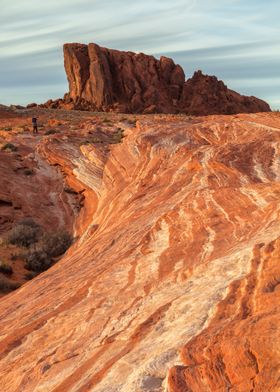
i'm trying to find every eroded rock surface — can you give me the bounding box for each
[0,109,279,391]
[168,240,280,392]
[41,43,271,115]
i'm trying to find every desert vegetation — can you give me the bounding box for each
[0,278,20,293]
[45,129,59,135]
[0,127,12,132]
[102,118,112,125]
[1,143,17,152]
[23,168,34,176]
[109,128,125,144]
[7,218,41,247]
[83,126,125,146]
[0,262,13,275]
[6,218,72,275]
[0,218,73,294]
[64,186,78,194]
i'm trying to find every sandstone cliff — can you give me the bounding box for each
[41,42,271,115]
[62,43,185,113]
[0,108,279,391]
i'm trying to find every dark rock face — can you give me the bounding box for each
[41,42,271,115]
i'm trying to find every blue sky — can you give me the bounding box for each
[0,0,279,108]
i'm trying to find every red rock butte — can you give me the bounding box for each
[0,106,279,391]
[40,42,271,115]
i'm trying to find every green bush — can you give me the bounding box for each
[0,262,13,275]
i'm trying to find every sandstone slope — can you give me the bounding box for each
[41,43,271,115]
[0,110,279,391]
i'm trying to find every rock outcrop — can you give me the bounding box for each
[182,70,271,115]
[0,108,279,391]
[41,43,271,115]
[62,43,185,113]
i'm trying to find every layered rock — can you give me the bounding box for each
[168,239,280,392]
[0,109,279,391]
[42,42,271,115]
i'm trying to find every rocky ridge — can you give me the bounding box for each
[39,43,271,115]
[0,108,279,391]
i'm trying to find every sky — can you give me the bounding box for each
[0,0,279,109]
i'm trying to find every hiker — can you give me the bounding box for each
[32,117,38,134]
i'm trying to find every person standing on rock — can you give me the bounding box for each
[32,117,38,134]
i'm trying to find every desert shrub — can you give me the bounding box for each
[45,129,58,135]
[7,222,40,247]
[127,119,137,126]
[23,168,34,176]
[64,186,78,195]
[90,137,103,143]
[0,262,13,275]
[2,143,17,152]
[102,118,112,124]
[40,231,73,257]
[18,217,40,229]
[83,137,103,145]
[24,271,39,280]
[10,252,26,261]
[24,250,52,272]
[24,231,72,271]
[8,218,72,274]
[110,128,125,144]
[0,278,20,293]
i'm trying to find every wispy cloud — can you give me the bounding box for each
[0,0,279,107]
